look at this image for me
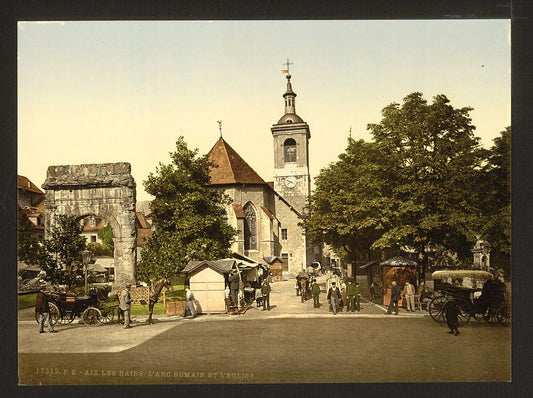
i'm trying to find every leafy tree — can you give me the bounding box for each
[18,214,87,287]
[95,224,114,256]
[45,214,88,288]
[480,126,511,255]
[305,93,487,280]
[17,216,45,266]
[367,93,486,277]
[304,137,392,265]
[137,137,237,282]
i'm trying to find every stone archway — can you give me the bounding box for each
[43,163,137,287]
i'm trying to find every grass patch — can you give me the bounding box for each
[17,275,187,316]
[18,293,37,310]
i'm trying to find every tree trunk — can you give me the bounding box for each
[418,244,427,284]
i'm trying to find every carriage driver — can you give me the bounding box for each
[35,281,57,334]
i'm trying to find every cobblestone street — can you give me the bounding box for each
[18,274,510,384]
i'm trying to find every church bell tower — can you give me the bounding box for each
[271,73,311,213]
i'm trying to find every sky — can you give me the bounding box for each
[18,20,511,202]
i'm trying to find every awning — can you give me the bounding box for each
[88,263,107,273]
[380,256,417,267]
[431,270,493,280]
[360,261,378,270]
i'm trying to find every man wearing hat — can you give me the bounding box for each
[327,281,342,315]
[35,281,57,333]
[119,284,132,328]
[228,269,240,308]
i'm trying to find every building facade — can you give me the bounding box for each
[206,73,319,274]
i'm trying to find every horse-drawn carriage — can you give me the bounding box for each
[35,286,115,326]
[295,271,312,302]
[428,270,510,326]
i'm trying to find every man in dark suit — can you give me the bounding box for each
[35,283,57,333]
[327,282,342,315]
[386,281,401,315]
[444,296,460,336]
[260,279,271,311]
[228,270,240,308]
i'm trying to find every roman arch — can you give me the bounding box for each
[43,162,137,287]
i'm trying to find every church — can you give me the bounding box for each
[206,73,322,275]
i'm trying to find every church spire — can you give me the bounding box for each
[283,74,297,115]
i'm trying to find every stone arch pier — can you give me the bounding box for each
[43,163,137,287]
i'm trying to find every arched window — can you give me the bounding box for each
[243,202,257,250]
[284,138,297,163]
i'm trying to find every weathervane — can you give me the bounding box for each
[281,58,294,74]
[217,120,222,137]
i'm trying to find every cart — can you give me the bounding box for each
[35,286,115,326]
[428,270,510,326]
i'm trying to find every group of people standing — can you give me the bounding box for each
[325,280,363,315]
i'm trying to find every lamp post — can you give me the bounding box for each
[82,249,91,295]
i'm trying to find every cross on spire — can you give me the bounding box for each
[217,120,222,137]
[281,58,294,74]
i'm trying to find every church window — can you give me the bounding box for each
[284,138,297,163]
[243,203,257,250]
[281,228,288,240]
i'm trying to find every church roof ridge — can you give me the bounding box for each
[207,137,266,185]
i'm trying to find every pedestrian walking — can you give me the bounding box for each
[386,281,401,315]
[345,280,356,312]
[340,286,348,312]
[327,282,342,315]
[118,284,132,328]
[185,286,197,318]
[35,282,57,333]
[403,281,416,312]
[261,279,271,311]
[353,282,363,312]
[224,285,232,313]
[369,282,375,300]
[444,296,460,336]
[311,279,321,308]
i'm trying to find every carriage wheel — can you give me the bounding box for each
[496,304,511,326]
[428,296,447,323]
[100,307,114,324]
[455,298,472,326]
[483,307,499,323]
[35,302,60,326]
[59,311,75,324]
[82,307,102,326]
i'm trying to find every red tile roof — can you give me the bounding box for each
[261,206,276,221]
[207,137,266,185]
[17,175,44,194]
[232,203,245,218]
[136,212,151,229]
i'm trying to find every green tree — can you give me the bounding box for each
[305,93,486,280]
[480,126,511,254]
[18,214,87,287]
[95,224,114,256]
[304,137,392,265]
[137,137,237,282]
[17,216,45,266]
[368,93,486,276]
[45,214,87,288]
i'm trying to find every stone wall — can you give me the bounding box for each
[43,163,137,287]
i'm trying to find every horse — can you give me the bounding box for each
[147,277,173,324]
